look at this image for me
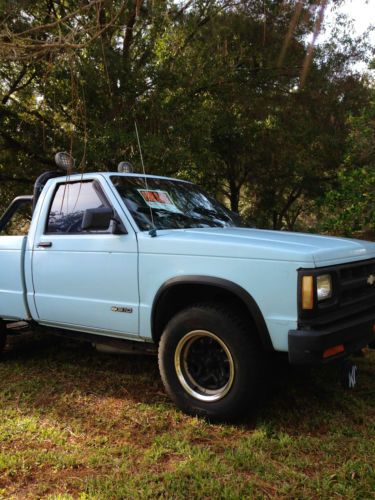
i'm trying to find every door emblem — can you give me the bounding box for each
[367,274,375,286]
[111,306,133,313]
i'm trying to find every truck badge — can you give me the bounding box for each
[111,306,133,313]
[367,274,375,286]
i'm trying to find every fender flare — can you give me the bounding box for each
[151,275,274,351]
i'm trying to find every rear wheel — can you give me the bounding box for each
[158,303,265,422]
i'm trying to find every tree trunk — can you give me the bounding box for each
[229,177,240,213]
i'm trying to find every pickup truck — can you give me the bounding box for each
[1,154,374,421]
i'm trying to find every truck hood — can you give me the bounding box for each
[138,227,375,266]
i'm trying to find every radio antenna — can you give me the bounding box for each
[134,120,157,237]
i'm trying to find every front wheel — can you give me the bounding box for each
[158,304,265,422]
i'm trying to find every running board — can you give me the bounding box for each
[36,325,157,355]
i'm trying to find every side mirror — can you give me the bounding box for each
[82,207,114,231]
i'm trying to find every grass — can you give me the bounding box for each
[0,333,374,499]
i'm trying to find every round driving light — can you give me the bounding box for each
[317,274,332,301]
[55,151,75,172]
[118,161,133,173]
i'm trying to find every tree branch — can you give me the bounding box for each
[0,128,55,166]
[1,65,28,105]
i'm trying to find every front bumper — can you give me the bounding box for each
[288,310,375,364]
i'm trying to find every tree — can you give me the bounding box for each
[317,89,375,236]
[0,0,373,234]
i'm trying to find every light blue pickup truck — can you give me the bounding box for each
[1,154,375,421]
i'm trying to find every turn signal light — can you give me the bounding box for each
[302,276,314,310]
[323,344,345,359]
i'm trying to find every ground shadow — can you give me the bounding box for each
[2,331,374,432]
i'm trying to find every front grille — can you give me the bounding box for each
[339,259,375,307]
[299,258,375,329]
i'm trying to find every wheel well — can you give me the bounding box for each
[152,282,272,350]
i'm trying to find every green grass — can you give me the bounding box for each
[0,334,374,499]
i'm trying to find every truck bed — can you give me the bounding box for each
[0,236,29,320]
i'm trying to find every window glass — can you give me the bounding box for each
[110,176,242,231]
[46,181,110,234]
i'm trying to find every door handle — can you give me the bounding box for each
[37,241,52,248]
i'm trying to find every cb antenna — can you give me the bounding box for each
[134,120,157,237]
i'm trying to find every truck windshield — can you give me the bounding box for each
[110,176,242,231]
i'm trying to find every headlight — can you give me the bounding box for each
[317,274,332,301]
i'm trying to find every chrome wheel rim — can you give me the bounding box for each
[174,330,235,402]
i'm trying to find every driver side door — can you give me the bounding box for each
[32,178,139,337]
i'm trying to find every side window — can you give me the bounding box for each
[46,181,111,234]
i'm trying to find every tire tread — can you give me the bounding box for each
[158,301,265,422]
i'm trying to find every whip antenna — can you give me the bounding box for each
[134,120,157,237]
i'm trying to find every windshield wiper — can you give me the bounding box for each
[188,206,231,222]
[136,206,224,228]
[137,206,188,217]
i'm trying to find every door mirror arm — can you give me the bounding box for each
[111,217,127,235]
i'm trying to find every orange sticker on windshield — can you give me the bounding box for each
[138,189,182,214]
[139,190,172,204]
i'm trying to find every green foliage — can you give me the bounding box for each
[0,0,373,231]
[317,93,375,236]
[318,167,375,235]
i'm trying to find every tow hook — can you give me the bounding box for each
[340,358,358,389]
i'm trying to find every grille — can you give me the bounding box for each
[299,258,375,329]
[339,259,375,307]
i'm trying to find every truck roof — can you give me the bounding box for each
[52,172,193,184]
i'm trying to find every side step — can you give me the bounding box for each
[1,320,157,355]
[36,325,157,356]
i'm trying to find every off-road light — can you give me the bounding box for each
[317,274,332,301]
[302,275,314,310]
[55,151,75,172]
[118,161,133,173]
